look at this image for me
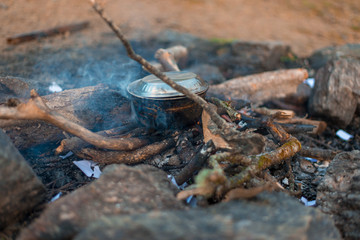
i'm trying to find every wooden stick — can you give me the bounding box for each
[6,21,89,45]
[155,45,188,72]
[276,117,327,135]
[175,140,215,185]
[299,146,340,161]
[55,123,139,155]
[253,107,295,119]
[75,137,176,164]
[0,90,148,151]
[208,68,308,103]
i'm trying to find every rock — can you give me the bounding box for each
[317,150,360,240]
[308,44,360,70]
[0,76,29,103]
[75,192,340,240]
[18,164,185,240]
[187,64,225,85]
[0,130,46,230]
[225,40,291,78]
[308,58,360,127]
[147,30,292,79]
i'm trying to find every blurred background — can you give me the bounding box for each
[1,0,359,56]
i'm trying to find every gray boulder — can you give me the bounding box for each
[187,64,225,85]
[317,150,360,240]
[0,76,29,103]
[308,44,360,70]
[75,192,340,240]
[308,58,360,127]
[0,130,45,230]
[17,164,185,240]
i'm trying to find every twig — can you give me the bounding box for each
[175,140,215,185]
[276,118,327,135]
[223,182,276,202]
[211,97,241,121]
[55,123,139,154]
[265,120,290,144]
[75,137,176,164]
[89,0,232,135]
[299,146,340,161]
[177,135,302,200]
[298,133,337,150]
[0,90,148,151]
[6,21,89,45]
[227,136,301,189]
[253,107,295,119]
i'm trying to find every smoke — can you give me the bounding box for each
[31,42,150,97]
[77,59,140,97]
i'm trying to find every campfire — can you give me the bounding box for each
[1,1,359,240]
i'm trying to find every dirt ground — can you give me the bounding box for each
[1,0,360,57]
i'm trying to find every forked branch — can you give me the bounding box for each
[0,90,149,151]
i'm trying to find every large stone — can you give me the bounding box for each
[75,192,340,240]
[18,164,185,240]
[0,130,45,230]
[187,64,226,85]
[317,150,360,240]
[308,44,360,70]
[0,76,29,103]
[147,30,291,79]
[308,58,360,127]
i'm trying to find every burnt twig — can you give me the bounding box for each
[299,146,340,161]
[211,97,241,121]
[6,21,89,45]
[75,137,176,165]
[175,140,215,186]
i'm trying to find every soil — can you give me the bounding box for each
[1,0,360,57]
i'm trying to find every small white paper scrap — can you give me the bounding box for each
[300,196,316,207]
[336,129,353,141]
[49,82,63,93]
[73,160,102,178]
[168,175,179,188]
[93,165,102,178]
[186,195,197,207]
[304,78,315,88]
[50,192,62,202]
[167,174,188,190]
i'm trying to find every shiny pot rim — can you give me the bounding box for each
[127,71,208,99]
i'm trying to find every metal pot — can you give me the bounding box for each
[127,71,208,129]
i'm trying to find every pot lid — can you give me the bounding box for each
[127,71,208,99]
